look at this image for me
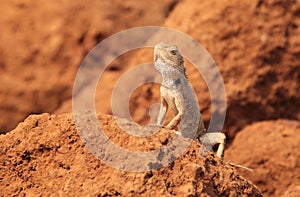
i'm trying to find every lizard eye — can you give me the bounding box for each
[170,50,177,55]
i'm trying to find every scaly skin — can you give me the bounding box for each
[154,42,226,158]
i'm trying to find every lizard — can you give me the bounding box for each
[153,42,226,159]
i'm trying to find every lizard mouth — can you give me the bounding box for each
[154,53,159,61]
[154,51,160,61]
[154,43,167,62]
[154,47,164,62]
[154,52,166,63]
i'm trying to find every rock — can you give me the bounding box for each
[225,120,300,197]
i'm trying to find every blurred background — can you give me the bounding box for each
[0,0,299,196]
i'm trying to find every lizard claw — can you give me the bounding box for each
[165,125,176,130]
[174,131,182,136]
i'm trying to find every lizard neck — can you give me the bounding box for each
[161,68,187,89]
[155,60,187,89]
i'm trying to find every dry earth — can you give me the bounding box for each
[0,113,262,196]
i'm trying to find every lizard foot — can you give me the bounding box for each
[199,132,226,159]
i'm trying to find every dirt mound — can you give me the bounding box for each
[225,120,300,197]
[0,113,262,196]
[0,0,176,133]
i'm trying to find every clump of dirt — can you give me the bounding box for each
[225,120,300,197]
[0,113,262,196]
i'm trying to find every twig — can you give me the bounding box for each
[227,161,254,172]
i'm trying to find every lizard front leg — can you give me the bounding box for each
[165,112,182,130]
[165,96,183,130]
[157,97,168,126]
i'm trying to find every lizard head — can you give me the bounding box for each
[154,42,187,78]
